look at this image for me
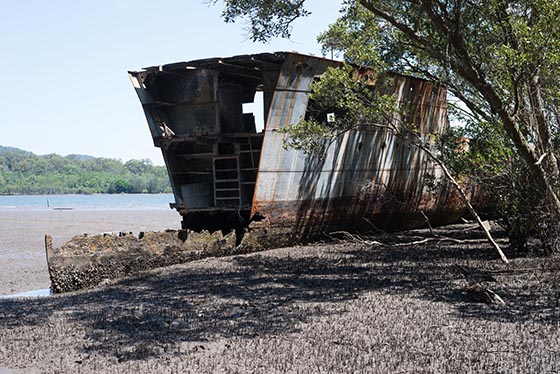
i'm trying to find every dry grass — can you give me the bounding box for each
[1,224,559,373]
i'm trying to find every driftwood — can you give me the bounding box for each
[328,229,508,306]
[412,142,509,263]
[455,265,506,305]
[465,283,506,305]
[328,230,509,248]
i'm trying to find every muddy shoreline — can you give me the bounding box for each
[1,226,559,373]
[2,211,559,372]
[0,209,180,295]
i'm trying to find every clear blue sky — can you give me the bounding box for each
[0,0,342,165]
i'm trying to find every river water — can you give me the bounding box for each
[0,193,175,211]
[0,288,51,299]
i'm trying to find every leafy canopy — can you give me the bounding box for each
[0,149,171,195]
[214,0,560,251]
[207,0,310,42]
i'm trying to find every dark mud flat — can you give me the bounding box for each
[1,225,559,373]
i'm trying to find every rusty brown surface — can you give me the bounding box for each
[253,71,461,237]
[129,51,479,239]
[46,225,311,293]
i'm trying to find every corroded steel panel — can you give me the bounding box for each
[253,54,336,207]
[253,63,462,234]
[130,52,474,238]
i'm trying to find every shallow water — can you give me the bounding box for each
[0,193,174,211]
[0,288,52,299]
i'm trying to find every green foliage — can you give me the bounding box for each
[317,2,385,69]
[280,118,333,155]
[439,117,554,251]
[215,0,560,164]
[216,0,560,251]
[208,0,310,42]
[0,147,171,195]
[280,66,397,156]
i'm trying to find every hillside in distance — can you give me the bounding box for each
[0,145,32,156]
[0,145,171,195]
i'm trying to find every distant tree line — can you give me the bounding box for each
[0,148,171,194]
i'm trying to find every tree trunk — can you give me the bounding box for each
[358,0,560,224]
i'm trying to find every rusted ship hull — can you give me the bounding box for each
[128,52,474,237]
[45,225,308,293]
[45,52,479,292]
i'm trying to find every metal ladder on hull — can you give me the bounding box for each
[213,156,241,207]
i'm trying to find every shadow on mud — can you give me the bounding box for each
[1,229,559,362]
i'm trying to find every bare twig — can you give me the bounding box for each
[328,231,508,247]
[535,152,547,166]
[329,231,384,246]
[362,217,386,233]
[418,209,435,236]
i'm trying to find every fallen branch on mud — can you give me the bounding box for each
[327,231,385,246]
[328,230,509,248]
[421,144,510,263]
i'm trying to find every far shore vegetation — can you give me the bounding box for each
[0,145,171,195]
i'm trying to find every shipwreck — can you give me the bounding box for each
[46,52,478,292]
[128,52,472,237]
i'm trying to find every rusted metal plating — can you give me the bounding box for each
[129,52,476,238]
